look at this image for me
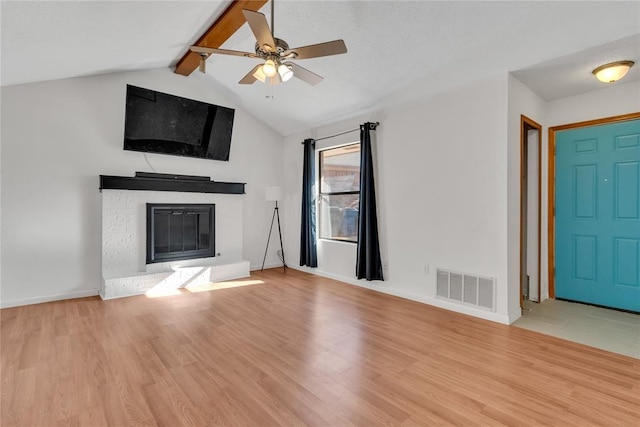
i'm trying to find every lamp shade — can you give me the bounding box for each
[262,59,277,77]
[265,186,283,202]
[252,66,267,83]
[278,64,293,82]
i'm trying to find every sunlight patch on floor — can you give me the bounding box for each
[143,271,265,298]
[186,279,264,293]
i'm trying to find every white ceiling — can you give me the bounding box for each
[2,1,640,136]
[512,33,640,102]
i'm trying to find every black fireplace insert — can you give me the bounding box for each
[146,203,215,264]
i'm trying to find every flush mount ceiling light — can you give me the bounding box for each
[592,60,635,83]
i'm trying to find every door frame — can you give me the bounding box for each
[520,115,542,307]
[547,112,640,298]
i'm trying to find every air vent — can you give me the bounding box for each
[436,268,495,312]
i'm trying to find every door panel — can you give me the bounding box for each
[574,164,597,218]
[573,235,596,281]
[614,238,639,287]
[556,119,640,312]
[615,162,639,219]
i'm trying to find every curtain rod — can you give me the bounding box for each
[301,122,380,144]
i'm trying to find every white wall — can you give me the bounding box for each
[0,68,284,307]
[546,80,640,127]
[283,74,513,324]
[507,75,547,318]
[0,83,2,301]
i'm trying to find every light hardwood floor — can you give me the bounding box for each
[1,268,639,426]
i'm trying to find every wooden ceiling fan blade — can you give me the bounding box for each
[284,40,347,60]
[239,64,263,84]
[287,62,323,86]
[242,9,276,52]
[190,46,257,58]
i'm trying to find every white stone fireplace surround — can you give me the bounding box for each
[101,189,249,299]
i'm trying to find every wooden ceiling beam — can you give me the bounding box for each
[174,0,267,76]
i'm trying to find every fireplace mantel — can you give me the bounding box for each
[100,172,245,194]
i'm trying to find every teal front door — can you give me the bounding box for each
[555,119,640,312]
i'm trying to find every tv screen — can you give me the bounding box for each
[123,85,235,161]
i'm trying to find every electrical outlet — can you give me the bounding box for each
[382,261,389,270]
[423,264,429,274]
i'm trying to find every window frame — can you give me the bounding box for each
[318,142,361,244]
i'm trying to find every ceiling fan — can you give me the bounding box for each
[190,0,347,86]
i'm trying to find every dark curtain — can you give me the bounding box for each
[300,138,318,267]
[356,123,384,281]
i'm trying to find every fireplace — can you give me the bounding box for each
[100,174,249,300]
[146,203,215,264]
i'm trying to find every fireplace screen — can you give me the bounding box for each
[146,203,215,264]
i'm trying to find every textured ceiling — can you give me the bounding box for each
[2,1,640,135]
[512,34,640,102]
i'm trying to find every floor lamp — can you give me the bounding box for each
[261,186,286,272]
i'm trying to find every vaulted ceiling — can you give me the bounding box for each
[2,1,639,135]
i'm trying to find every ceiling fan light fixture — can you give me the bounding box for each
[268,74,282,85]
[592,60,635,83]
[278,63,293,82]
[262,59,277,77]
[253,66,267,83]
[198,53,208,73]
[194,7,346,86]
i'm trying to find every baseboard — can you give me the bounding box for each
[251,262,285,271]
[508,308,522,324]
[288,265,511,325]
[0,289,100,309]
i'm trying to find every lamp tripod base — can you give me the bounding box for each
[261,201,286,273]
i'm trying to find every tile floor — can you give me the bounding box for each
[513,299,640,359]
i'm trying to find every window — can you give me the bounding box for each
[319,143,361,242]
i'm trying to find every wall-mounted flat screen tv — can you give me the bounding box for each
[123,85,235,161]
